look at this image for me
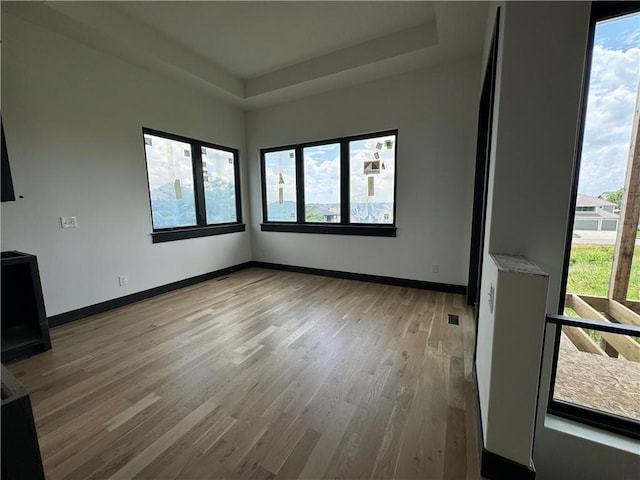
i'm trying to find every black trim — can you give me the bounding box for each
[260,129,398,231]
[260,223,396,237]
[472,366,485,465]
[546,314,640,336]
[472,365,536,480]
[467,8,500,307]
[151,223,245,243]
[481,449,535,480]
[545,314,640,440]
[48,262,253,327]
[192,139,207,226]
[1,119,16,202]
[546,321,563,425]
[592,1,640,21]
[142,127,243,242]
[251,261,466,294]
[340,140,350,225]
[532,312,552,455]
[296,145,305,224]
[47,262,466,329]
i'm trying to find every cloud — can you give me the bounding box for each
[348,137,396,203]
[202,148,235,184]
[144,136,194,190]
[625,28,640,50]
[578,41,639,196]
[303,154,341,204]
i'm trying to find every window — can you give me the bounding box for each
[349,135,396,224]
[546,315,640,440]
[304,143,341,223]
[575,206,596,212]
[555,2,640,440]
[263,148,297,222]
[260,130,397,237]
[142,128,244,243]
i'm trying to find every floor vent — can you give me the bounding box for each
[448,314,459,325]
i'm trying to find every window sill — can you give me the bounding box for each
[544,414,639,455]
[548,400,639,441]
[152,223,245,243]
[260,223,396,237]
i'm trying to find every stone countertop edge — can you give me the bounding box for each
[490,253,549,277]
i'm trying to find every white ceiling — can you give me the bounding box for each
[2,1,489,110]
[112,1,438,79]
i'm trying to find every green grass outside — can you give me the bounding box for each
[566,244,640,345]
[567,244,640,301]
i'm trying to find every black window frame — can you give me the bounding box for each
[545,315,640,440]
[142,127,244,243]
[260,129,398,237]
[553,1,640,440]
[1,119,16,202]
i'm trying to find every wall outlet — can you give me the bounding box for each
[60,216,78,228]
[118,275,128,286]
[431,264,439,274]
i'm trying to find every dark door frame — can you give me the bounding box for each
[467,8,501,310]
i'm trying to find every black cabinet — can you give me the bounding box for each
[1,365,46,480]
[1,251,51,362]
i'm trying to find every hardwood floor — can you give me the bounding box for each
[8,268,483,480]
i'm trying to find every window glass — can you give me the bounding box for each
[144,133,196,229]
[553,325,640,423]
[259,129,398,236]
[201,147,237,224]
[264,149,297,222]
[349,134,396,224]
[303,143,341,223]
[554,7,640,439]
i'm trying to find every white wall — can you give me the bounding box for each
[485,1,586,310]
[478,2,640,478]
[477,255,549,467]
[476,256,498,441]
[246,57,480,286]
[1,13,252,317]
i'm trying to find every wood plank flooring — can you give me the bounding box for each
[7,268,483,480]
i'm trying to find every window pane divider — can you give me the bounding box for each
[192,142,207,226]
[340,141,349,225]
[296,146,305,224]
